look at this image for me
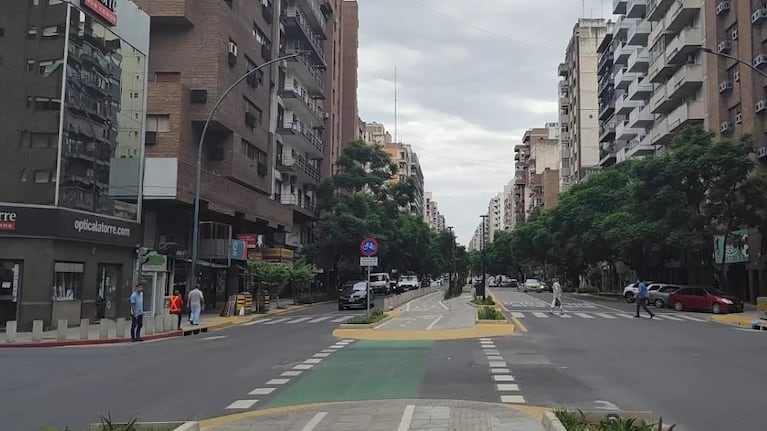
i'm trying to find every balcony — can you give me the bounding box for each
[613,0,627,14]
[665,27,702,64]
[650,100,704,145]
[600,150,617,167]
[281,49,325,97]
[647,0,674,21]
[666,0,702,33]
[558,62,569,77]
[598,51,614,74]
[615,68,641,90]
[616,119,643,141]
[628,104,654,129]
[279,85,324,125]
[599,116,618,143]
[649,86,676,115]
[281,8,326,66]
[628,48,650,73]
[598,75,614,97]
[277,193,317,218]
[143,0,195,26]
[614,42,633,66]
[616,94,643,115]
[627,0,648,17]
[647,52,677,83]
[625,135,655,158]
[627,78,653,100]
[560,113,570,124]
[664,63,703,104]
[277,117,324,158]
[292,0,326,35]
[599,96,616,120]
[276,153,322,184]
[627,20,651,46]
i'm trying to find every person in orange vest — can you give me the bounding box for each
[168,290,184,330]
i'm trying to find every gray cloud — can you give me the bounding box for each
[357,0,603,243]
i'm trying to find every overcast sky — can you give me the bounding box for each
[356,0,612,244]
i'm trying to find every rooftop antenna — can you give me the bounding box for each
[394,65,399,143]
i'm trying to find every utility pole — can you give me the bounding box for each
[480,214,488,300]
[447,226,455,293]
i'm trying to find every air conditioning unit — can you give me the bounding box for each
[715,1,730,15]
[732,28,739,40]
[753,54,767,68]
[227,51,237,67]
[756,99,767,113]
[757,146,767,159]
[144,131,157,145]
[752,8,767,24]
[245,112,256,127]
[733,70,741,82]
[717,40,732,53]
[720,121,732,133]
[718,80,733,93]
[735,112,742,124]
[190,89,208,104]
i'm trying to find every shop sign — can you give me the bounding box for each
[236,234,259,248]
[713,229,750,264]
[84,0,118,26]
[142,253,167,272]
[230,240,247,261]
[0,211,17,231]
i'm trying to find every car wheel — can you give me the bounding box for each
[654,298,664,308]
[674,301,684,312]
[712,303,722,314]
[624,292,635,303]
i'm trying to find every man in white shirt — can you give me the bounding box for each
[550,279,563,315]
[187,286,204,325]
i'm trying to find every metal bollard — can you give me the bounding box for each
[80,318,89,340]
[116,318,126,338]
[31,320,44,342]
[57,319,68,341]
[99,321,109,339]
[5,321,17,343]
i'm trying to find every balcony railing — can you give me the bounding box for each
[276,193,317,214]
[281,8,326,64]
[278,153,321,183]
[279,119,324,153]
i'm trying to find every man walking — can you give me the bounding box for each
[187,285,204,325]
[550,278,564,315]
[168,290,184,330]
[635,278,655,319]
[130,283,144,341]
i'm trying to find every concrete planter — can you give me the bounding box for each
[89,421,198,431]
[467,301,497,308]
[338,313,396,329]
[542,410,671,431]
[475,307,509,324]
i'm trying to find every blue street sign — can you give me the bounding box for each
[360,237,379,257]
[230,239,247,261]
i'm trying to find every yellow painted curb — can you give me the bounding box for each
[506,404,551,422]
[199,402,336,430]
[709,313,759,328]
[489,290,528,333]
[332,322,515,341]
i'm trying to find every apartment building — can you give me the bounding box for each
[468,218,489,252]
[558,19,611,189]
[340,1,360,150]
[0,0,149,328]
[487,194,503,242]
[383,142,425,216]
[502,182,515,230]
[424,192,445,231]
[364,121,392,146]
[520,125,561,217]
[646,0,707,150]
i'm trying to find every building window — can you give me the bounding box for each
[19,169,28,183]
[228,40,238,56]
[243,97,262,128]
[146,115,170,133]
[33,170,52,183]
[27,26,37,38]
[42,25,62,37]
[253,23,266,45]
[53,262,84,301]
[30,132,55,148]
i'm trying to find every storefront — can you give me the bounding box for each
[0,205,142,329]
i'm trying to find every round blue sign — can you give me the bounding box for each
[360,237,379,257]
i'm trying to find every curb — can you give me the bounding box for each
[338,312,397,329]
[0,330,181,348]
[542,411,566,431]
[206,300,336,331]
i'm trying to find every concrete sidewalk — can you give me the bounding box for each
[710,311,767,330]
[199,399,546,431]
[0,302,322,348]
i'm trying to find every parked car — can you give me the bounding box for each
[622,281,656,303]
[668,286,744,314]
[522,278,543,293]
[398,275,420,292]
[648,284,681,308]
[508,278,519,288]
[369,273,392,295]
[338,281,374,310]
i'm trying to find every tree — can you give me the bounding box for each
[244,259,289,308]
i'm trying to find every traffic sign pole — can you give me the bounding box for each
[359,238,379,315]
[366,264,371,314]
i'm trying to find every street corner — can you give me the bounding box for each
[198,402,336,431]
[709,312,766,329]
[332,321,515,341]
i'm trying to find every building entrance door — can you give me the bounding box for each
[0,261,21,328]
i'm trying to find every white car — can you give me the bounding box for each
[398,275,419,292]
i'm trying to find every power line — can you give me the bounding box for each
[409,144,512,168]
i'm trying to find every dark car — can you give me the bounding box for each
[338,281,374,311]
[668,286,744,314]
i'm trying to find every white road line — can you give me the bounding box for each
[331,316,354,323]
[484,350,500,355]
[559,313,573,318]
[532,312,548,318]
[243,319,270,326]
[308,316,333,323]
[320,349,336,353]
[397,405,416,431]
[562,294,627,313]
[266,378,290,385]
[341,339,355,343]
[574,312,595,319]
[616,313,635,319]
[595,313,617,319]
[293,364,314,370]
[493,375,515,381]
[489,361,507,368]
[479,338,492,341]
[497,384,520,391]
[328,345,345,349]
[678,314,706,322]
[438,300,449,310]
[281,371,302,377]
[201,335,228,341]
[491,368,510,374]
[300,412,328,431]
[510,312,525,318]
[304,358,323,364]
[313,352,331,358]
[226,400,258,409]
[426,315,444,330]
[480,344,495,348]
[487,355,504,361]
[263,318,290,325]
[657,314,684,321]
[500,395,526,403]
[286,317,313,324]
[248,388,276,395]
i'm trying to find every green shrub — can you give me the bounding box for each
[471,296,495,306]
[477,306,504,320]
[553,410,676,431]
[347,310,386,324]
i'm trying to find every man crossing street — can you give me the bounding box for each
[635,278,655,319]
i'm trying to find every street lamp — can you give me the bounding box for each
[447,226,455,291]
[699,47,767,80]
[479,214,488,300]
[190,51,307,289]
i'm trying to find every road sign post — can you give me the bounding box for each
[360,238,379,314]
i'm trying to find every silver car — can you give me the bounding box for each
[647,283,682,308]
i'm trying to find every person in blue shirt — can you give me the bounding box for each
[129,284,145,341]
[635,278,655,319]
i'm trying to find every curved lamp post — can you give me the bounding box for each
[699,47,767,79]
[190,51,307,288]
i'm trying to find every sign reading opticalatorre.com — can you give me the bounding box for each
[0,205,141,246]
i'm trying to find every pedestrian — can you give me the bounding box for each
[168,290,184,330]
[187,285,204,325]
[635,278,655,319]
[550,278,563,315]
[129,283,144,342]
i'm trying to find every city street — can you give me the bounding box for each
[490,288,766,431]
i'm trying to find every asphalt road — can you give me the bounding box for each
[375,290,476,330]
[491,288,766,431]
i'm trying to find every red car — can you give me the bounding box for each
[668,286,744,314]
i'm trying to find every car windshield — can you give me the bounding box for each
[706,288,726,296]
[352,282,368,291]
[371,275,386,282]
[526,279,539,284]
[402,276,417,282]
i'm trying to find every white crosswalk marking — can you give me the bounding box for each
[574,312,595,319]
[308,316,334,323]
[678,314,706,322]
[510,312,525,318]
[286,317,312,324]
[243,319,270,326]
[332,316,355,323]
[263,318,290,325]
[616,314,635,318]
[559,313,573,318]
[657,314,684,321]
[532,312,548,318]
[595,313,617,319]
